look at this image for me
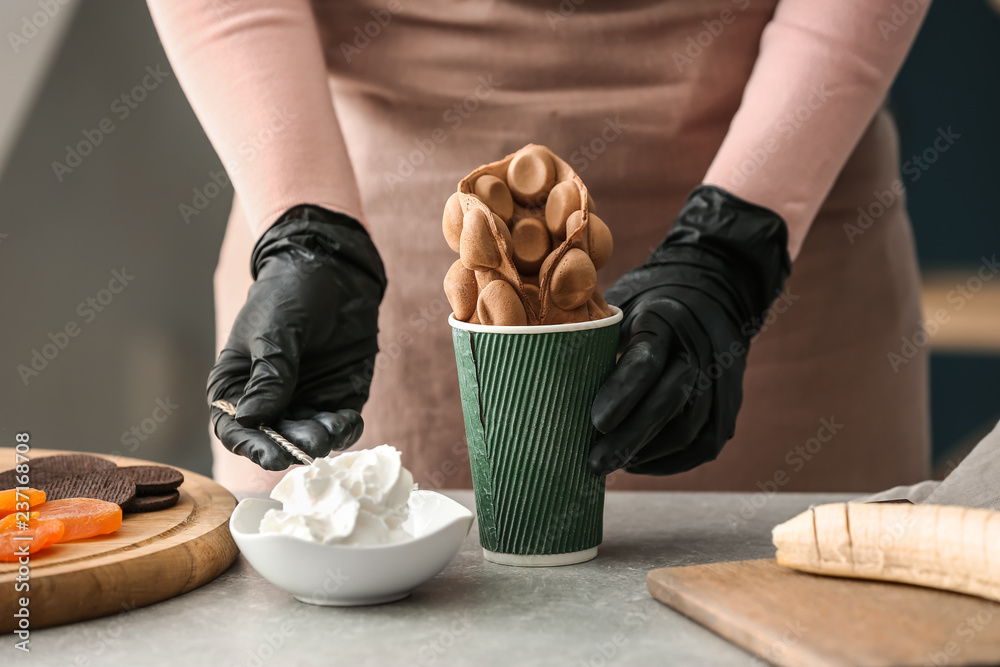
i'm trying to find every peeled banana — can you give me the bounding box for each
[772,502,1000,602]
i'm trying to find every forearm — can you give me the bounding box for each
[146,0,364,239]
[703,0,930,259]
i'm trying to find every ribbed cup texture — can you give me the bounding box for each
[452,323,619,555]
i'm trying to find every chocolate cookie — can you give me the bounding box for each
[117,466,184,495]
[31,454,116,475]
[36,470,136,508]
[0,454,116,490]
[126,490,180,513]
[0,469,68,491]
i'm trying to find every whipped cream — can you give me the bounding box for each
[259,444,416,546]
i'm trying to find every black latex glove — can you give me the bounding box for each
[589,186,791,476]
[208,205,387,470]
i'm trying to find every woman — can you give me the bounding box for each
[147,0,931,495]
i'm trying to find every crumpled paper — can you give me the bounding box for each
[858,418,1000,509]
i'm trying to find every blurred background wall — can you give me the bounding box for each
[0,0,998,481]
[0,0,227,475]
[890,0,1000,473]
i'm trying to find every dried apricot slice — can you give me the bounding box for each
[31,498,122,542]
[0,511,39,531]
[0,518,64,561]
[0,488,46,518]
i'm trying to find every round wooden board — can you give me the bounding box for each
[0,448,238,631]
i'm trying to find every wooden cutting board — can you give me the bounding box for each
[648,559,1000,667]
[0,448,238,631]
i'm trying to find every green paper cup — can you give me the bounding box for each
[449,307,622,566]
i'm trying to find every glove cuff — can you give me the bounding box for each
[653,185,792,337]
[250,205,387,294]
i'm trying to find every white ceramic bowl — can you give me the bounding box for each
[230,490,474,606]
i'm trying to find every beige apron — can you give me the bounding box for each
[212,0,929,493]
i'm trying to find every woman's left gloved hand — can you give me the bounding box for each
[588,186,792,476]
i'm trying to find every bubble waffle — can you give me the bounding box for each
[442,144,614,326]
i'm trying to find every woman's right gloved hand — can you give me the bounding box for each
[207,205,387,470]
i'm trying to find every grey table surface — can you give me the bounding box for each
[15,490,853,667]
